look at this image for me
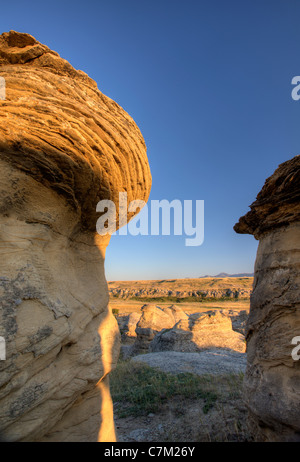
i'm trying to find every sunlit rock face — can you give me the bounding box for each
[132,304,188,355]
[0,31,151,441]
[150,310,246,354]
[234,155,300,442]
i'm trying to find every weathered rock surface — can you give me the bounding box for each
[0,31,151,231]
[226,310,249,335]
[117,312,141,341]
[163,304,190,324]
[235,155,300,442]
[128,304,188,355]
[234,155,300,238]
[150,310,246,354]
[0,31,151,442]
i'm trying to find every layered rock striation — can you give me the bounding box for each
[234,155,300,441]
[0,31,151,441]
[109,286,251,300]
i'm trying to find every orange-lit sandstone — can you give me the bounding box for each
[0,31,151,441]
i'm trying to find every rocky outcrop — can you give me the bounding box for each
[0,31,151,230]
[109,287,251,300]
[129,304,188,355]
[0,31,151,442]
[234,155,300,442]
[226,310,249,335]
[162,305,190,324]
[150,310,246,354]
[108,277,253,301]
[234,155,300,238]
[117,312,142,341]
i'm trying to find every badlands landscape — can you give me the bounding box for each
[0,30,299,443]
[109,276,252,441]
[109,276,253,304]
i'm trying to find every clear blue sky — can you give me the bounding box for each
[1,1,299,280]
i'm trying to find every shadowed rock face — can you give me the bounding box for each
[0,31,151,442]
[132,304,183,354]
[235,155,300,442]
[150,310,246,354]
[234,155,300,238]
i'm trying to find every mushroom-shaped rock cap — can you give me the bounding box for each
[234,155,300,238]
[0,31,152,230]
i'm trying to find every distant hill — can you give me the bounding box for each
[199,272,254,278]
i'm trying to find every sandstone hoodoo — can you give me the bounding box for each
[0,31,151,441]
[234,155,300,442]
[131,304,188,354]
[150,310,246,354]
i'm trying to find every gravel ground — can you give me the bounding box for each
[131,350,247,375]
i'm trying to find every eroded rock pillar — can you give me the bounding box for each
[234,155,300,441]
[0,31,151,441]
